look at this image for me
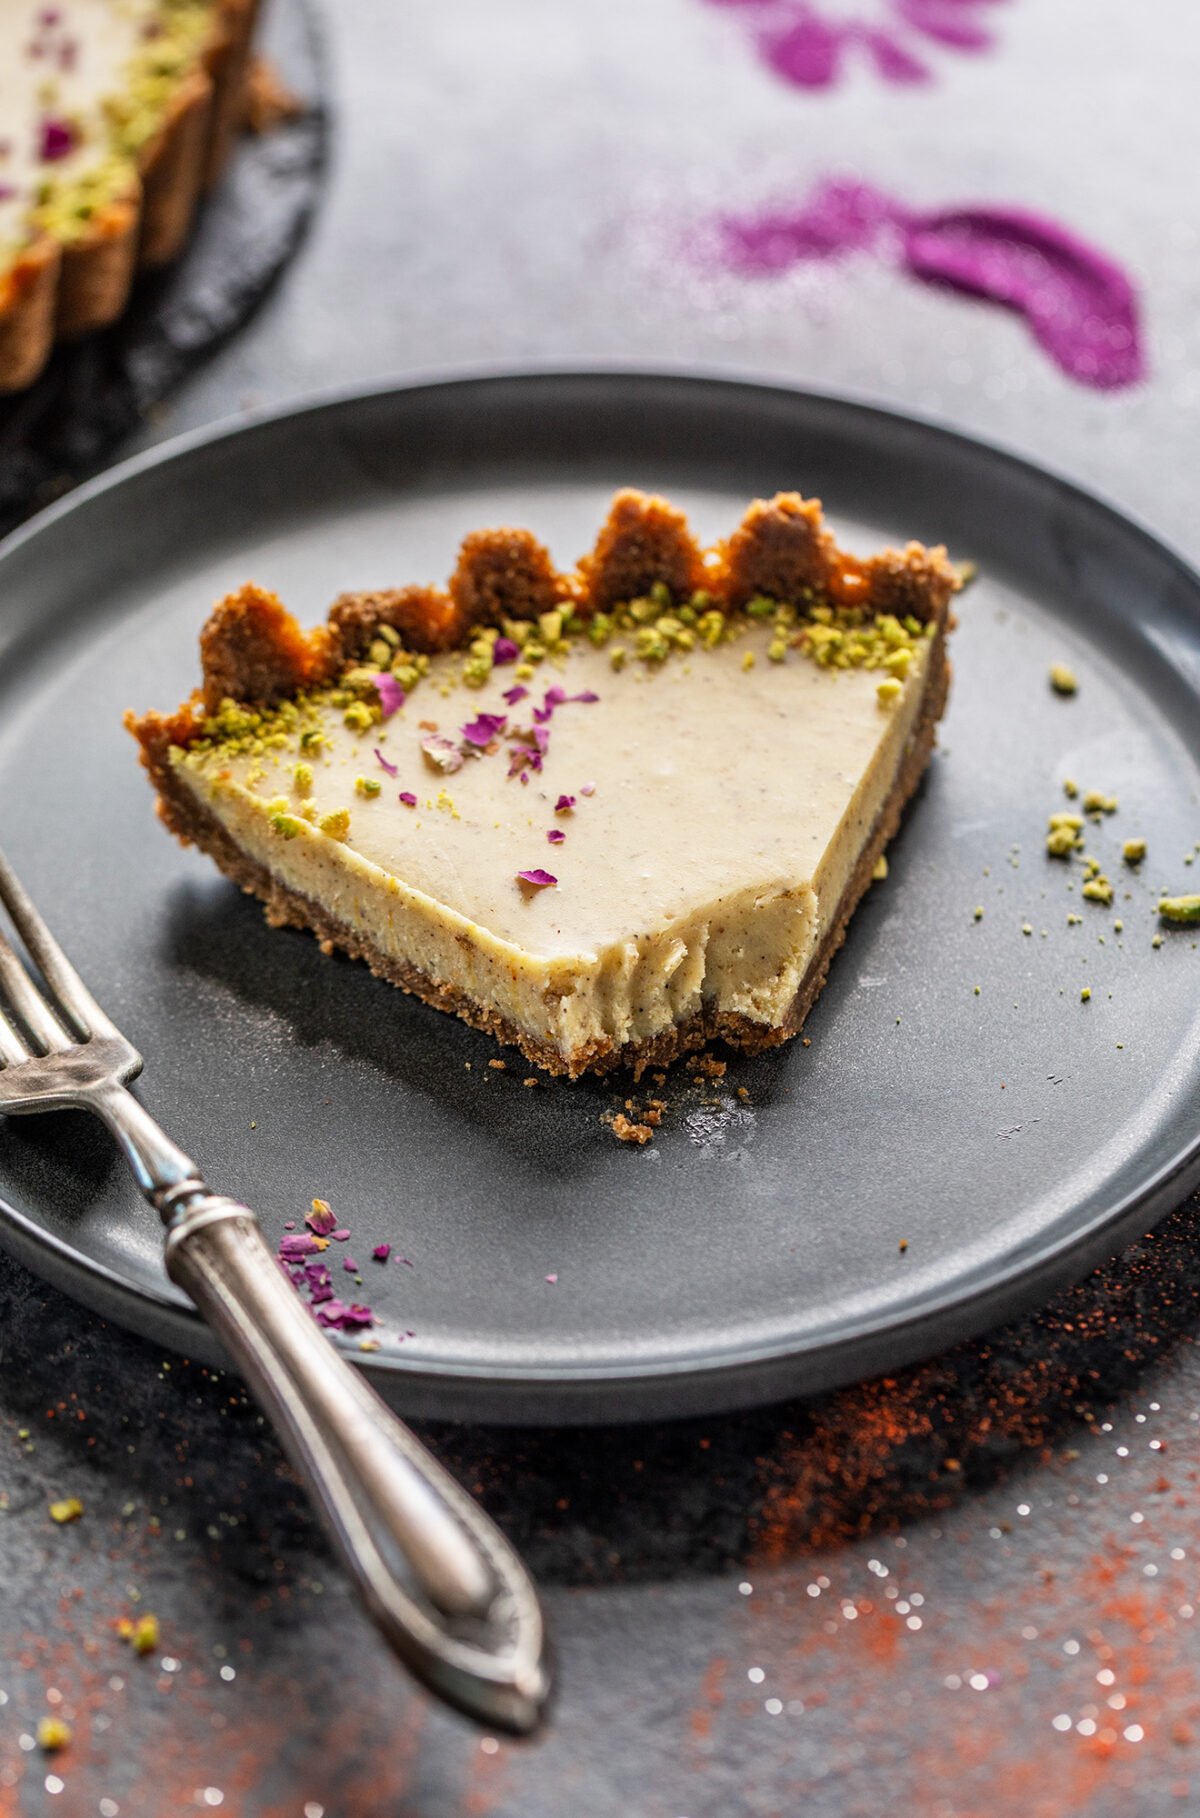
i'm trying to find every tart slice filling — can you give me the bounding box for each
[127,490,958,1077]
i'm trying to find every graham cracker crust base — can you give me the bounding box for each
[138,628,950,1080]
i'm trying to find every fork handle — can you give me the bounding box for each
[162,1192,550,1734]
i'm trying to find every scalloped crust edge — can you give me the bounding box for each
[124,487,960,736]
[0,0,260,392]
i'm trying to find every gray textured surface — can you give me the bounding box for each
[2,2,1200,1814]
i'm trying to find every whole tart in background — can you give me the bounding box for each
[0,0,260,393]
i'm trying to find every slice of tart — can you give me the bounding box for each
[127,490,958,1078]
[0,0,259,393]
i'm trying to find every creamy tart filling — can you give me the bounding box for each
[172,622,936,1060]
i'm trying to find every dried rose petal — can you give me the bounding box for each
[279,1233,322,1261]
[307,1200,338,1236]
[461,711,507,748]
[315,1298,350,1327]
[372,1244,391,1262]
[398,790,418,807]
[507,732,545,779]
[554,794,575,814]
[38,117,75,162]
[373,674,406,719]
[547,829,566,844]
[579,781,596,796]
[493,637,520,665]
[420,732,464,773]
[517,869,557,888]
[502,684,529,705]
[373,747,398,776]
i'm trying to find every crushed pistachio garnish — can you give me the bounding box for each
[1082,876,1114,906]
[1049,664,1078,695]
[876,678,902,708]
[1080,986,1092,1002]
[318,809,351,841]
[294,762,314,793]
[1122,839,1146,865]
[1063,778,1079,799]
[128,1613,160,1656]
[36,1717,71,1753]
[354,776,382,798]
[269,813,304,839]
[1046,812,1084,858]
[48,1498,83,1524]
[973,905,984,922]
[1158,895,1200,925]
[872,855,889,881]
[1083,790,1118,815]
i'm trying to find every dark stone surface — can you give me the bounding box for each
[2,3,1200,1814]
[0,0,327,539]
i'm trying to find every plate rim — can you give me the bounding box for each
[3,363,1200,1424]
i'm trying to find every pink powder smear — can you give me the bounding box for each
[705,0,1007,90]
[717,179,1144,390]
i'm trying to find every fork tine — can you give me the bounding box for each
[0,929,74,1053]
[0,1005,30,1068]
[0,845,117,1043]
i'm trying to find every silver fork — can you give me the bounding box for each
[0,844,550,1734]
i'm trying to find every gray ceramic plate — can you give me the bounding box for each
[1,371,1199,1424]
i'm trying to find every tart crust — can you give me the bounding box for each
[0,0,260,392]
[127,490,958,1077]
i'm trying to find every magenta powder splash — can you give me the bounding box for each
[903,205,1143,389]
[716,179,1144,391]
[704,0,1004,90]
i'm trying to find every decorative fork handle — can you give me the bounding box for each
[95,1086,550,1734]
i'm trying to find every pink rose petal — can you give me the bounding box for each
[517,869,557,889]
[373,747,398,776]
[373,673,406,719]
[38,116,75,161]
[420,732,464,773]
[461,711,507,748]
